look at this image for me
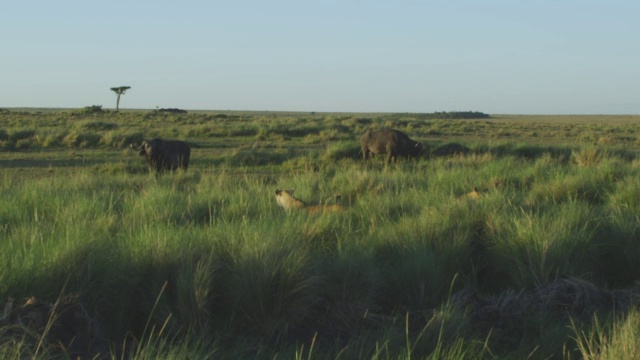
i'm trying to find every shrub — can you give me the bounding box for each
[34,130,68,148]
[158,108,187,113]
[63,131,102,148]
[74,120,119,132]
[15,138,34,149]
[431,142,471,157]
[228,247,322,335]
[227,125,259,137]
[100,131,144,148]
[322,141,361,161]
[227,148,289,166]
[573,147,606,167]
[83,105,104,113]
[9,129,36,141]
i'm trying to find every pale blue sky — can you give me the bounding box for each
[2,1,638,114]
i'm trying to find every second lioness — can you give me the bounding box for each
[275,189,344,214]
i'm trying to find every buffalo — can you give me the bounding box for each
[133,138,191,173]
[360,129,423,163]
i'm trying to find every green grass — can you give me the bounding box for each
[1,110,640,358]
[569,309,640,360]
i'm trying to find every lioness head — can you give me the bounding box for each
[275,189,306,211]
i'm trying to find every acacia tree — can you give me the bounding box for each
[110,86,131,112]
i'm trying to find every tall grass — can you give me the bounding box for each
[569,309,640,360]
[2,112,640,358]
[485,201,599,289]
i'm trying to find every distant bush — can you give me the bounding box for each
[91,162,147,175]
[100,131,144,148]
[303,129,347,144]
[0,141,13,150]
[63,131,102,148]
[269,123,323,137]
[10,129,36,141]
[431,143,471,157]
[82,105,104,114]
[228,148,289,166]
[353,117,374,125]
[158,108,188,114]
[227,125,259,137]
[0,129,8,141]
[323,141,361,161]
[182,125,219,138]
[15,138,34,149]
[35,130,68,148]
[74,120,119,131]
[390,111,490,120]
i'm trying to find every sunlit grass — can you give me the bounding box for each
[569,309,640,360]
[2,111,640,358]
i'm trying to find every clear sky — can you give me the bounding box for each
[2,1,639,114]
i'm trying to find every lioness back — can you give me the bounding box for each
[275,189,345,214]
[303,204,345,214]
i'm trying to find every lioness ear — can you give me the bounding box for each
[287,189,295,195]
[275,189,282,195]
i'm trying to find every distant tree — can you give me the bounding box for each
[110,86,131,112]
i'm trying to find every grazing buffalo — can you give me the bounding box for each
[360,129,423,163]
[133,138,191,173]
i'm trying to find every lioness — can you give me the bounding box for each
[464,186,482,200]
[275,189,345,214]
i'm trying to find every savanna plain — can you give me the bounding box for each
[2,108,640,359]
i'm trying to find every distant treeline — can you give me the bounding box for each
[157,108,188,113]
[394,111,490,120]
[81,106,189,114]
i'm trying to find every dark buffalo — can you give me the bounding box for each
[133,138,191,172]
[360,129,423,163]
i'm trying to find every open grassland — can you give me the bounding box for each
[2,109,640,359]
